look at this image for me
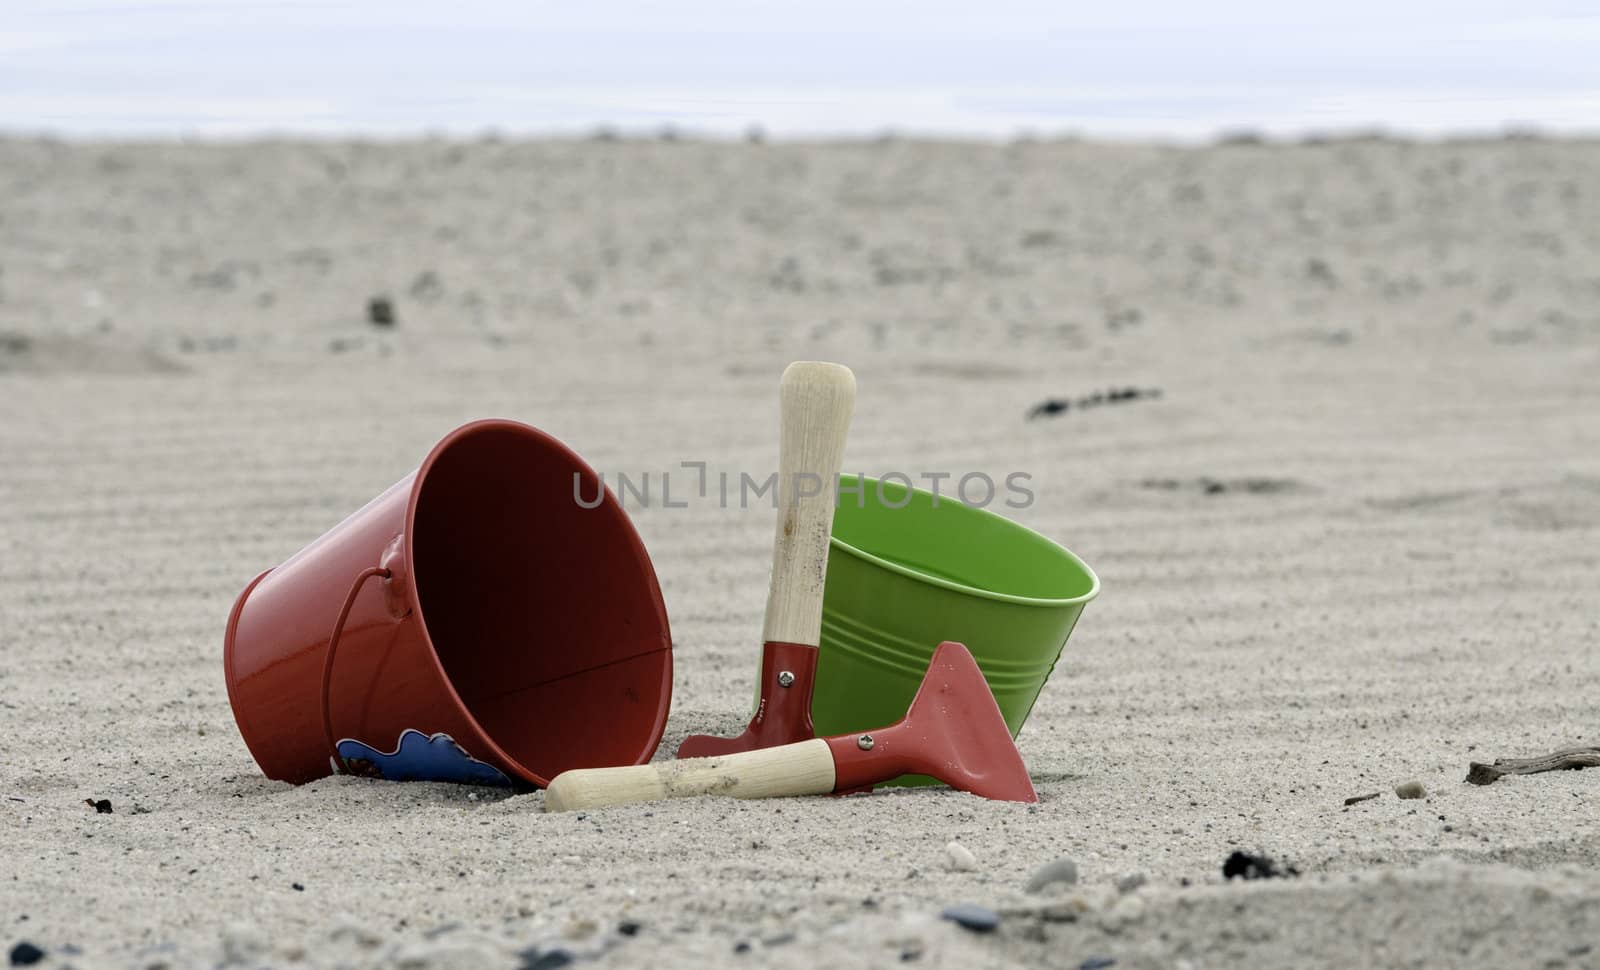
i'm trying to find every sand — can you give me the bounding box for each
[1,134,1598,968]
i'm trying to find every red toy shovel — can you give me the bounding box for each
[676,361,855,758]
[546,641,1038,811]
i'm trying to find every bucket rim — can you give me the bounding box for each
[402,417,673,787]
[222,566,274,772]
[830,474,1100,610]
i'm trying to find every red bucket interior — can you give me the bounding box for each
[409,423,671,783]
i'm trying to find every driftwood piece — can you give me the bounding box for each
[1465,746,1600,786]
[1343,792,1380,806]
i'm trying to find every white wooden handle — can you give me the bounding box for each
[544,738,836,812]
[761,361,856,646]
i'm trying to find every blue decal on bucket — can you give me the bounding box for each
[335,729,512,787]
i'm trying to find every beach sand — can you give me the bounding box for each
[1,135,1598,968]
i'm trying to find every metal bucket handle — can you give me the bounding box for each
[321,535,411,771]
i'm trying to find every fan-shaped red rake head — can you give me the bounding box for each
[824,641,1038,802]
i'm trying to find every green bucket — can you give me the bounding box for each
[814,474,1099,785]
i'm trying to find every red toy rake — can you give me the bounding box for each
[545,641,1038,811]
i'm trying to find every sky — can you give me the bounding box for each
[4,0,1600,139]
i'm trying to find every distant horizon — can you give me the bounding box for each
[3,121,1597,146]
[6,0,1600,141]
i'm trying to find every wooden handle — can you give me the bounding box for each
[544,738,836,812]
[761,361,856,646]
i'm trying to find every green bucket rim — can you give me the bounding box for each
[828,474,1101,610]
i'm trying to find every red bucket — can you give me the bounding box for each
[223,419,672,788]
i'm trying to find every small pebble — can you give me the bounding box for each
[1344,792,1380,806]
[1080,959,1117,970]
[367,297,396,327]
[1115,871,1148,894]
[518,948,574,970]
[1395,780,1426,799]
[617,921,640,937]
[9,942,45,966]
[291,882,304,892]
[1025,857,1079,893]
[940,903,1001,933]
[944,841,977,872]
[1222,850,1298,880]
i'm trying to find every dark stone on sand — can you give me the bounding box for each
[86,798,112,814]
[1344,792,1380,806]
[367,297,396,327]
[292,882,305,891]
[733,941,752,953]
[9,942,44,967]
[1028,399,1069,419]
[940,903,1001,933]
[1080,959,1117,970]
[617,921,640,937]
[518,947,574,969]
[1222,850,1298,881]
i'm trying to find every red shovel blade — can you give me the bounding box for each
[826,641,1038,802]
[676,641,817,758]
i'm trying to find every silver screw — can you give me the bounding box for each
[857,734,874,751]
[777,670,795,688]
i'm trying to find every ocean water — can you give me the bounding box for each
[5,0,1600,139]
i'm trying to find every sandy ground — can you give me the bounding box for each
[2,134,1599,969]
